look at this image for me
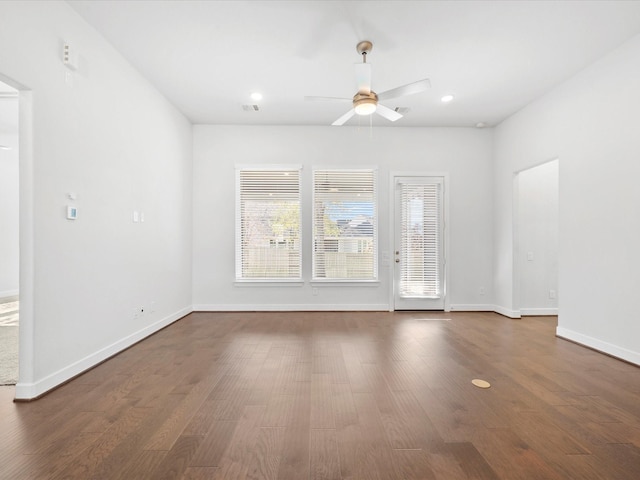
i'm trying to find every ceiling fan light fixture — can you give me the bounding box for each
[354,101,377,116]
[313,40,430,126]
[353,91,378,116]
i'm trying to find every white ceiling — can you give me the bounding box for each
[55,1,640,127]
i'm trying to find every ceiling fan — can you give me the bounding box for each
[305,40,430,126]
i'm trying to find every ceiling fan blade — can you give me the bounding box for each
[376,104,403,122]
[355,63,372,94]
[304,96,351,102]
[377,78,431,102]
[332,109,356,126]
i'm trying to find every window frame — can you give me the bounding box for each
[235,165,303,284]
[311,167,379,283]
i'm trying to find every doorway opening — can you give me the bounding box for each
[514,159,559,316]
[0,80,19,385]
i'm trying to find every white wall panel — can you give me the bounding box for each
[0,1,193,398]
[193,125,493,311]
[494,34,640,363]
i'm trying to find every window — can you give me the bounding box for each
[398,179,442,298]
[236,167,301,280]
[313,169,377,280]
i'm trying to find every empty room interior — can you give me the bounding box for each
[1,1,640,479]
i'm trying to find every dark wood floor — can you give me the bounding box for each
[1,311,640,479]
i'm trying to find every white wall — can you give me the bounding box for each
[516,160,558,315]
[0,1,193,398]
[494,34,640,364]
[193,125,493,311]
[0,98,19,298]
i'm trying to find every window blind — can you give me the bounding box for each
[236,168,301,280]
[313,169,377,280]
[399,181,441,297]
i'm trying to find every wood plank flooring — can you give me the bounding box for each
[1,311,640,479]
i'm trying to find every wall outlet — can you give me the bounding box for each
[312,287,318,296]
[549,289,557,299]
[479,287,485,296]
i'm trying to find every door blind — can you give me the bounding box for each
[313,169,377,280]
[236,168,301,280]
[399,181,441,297]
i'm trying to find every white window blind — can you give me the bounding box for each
[313,169,377,280]
[236,168,301,280]
[399,181,441,298]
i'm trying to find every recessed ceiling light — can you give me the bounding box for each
[250,92,263,101]
[441,94,454,103]
[475,122,487,128]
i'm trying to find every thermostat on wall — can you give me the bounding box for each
[67,205,78,220]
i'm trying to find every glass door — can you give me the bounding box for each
[393,176,445,310]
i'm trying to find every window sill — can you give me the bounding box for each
[310,280,380,287]
[234,280,304,288]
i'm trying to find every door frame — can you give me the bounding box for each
[389,172,450,312]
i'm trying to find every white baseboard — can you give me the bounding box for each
[521,307,558,316]
[0,289,19,299]
[492,305,522,319]
[449,304,494,312]
[556,327,640,367]
[194,304,528,317]
[193,303,389,312]
[14,305,192,400]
